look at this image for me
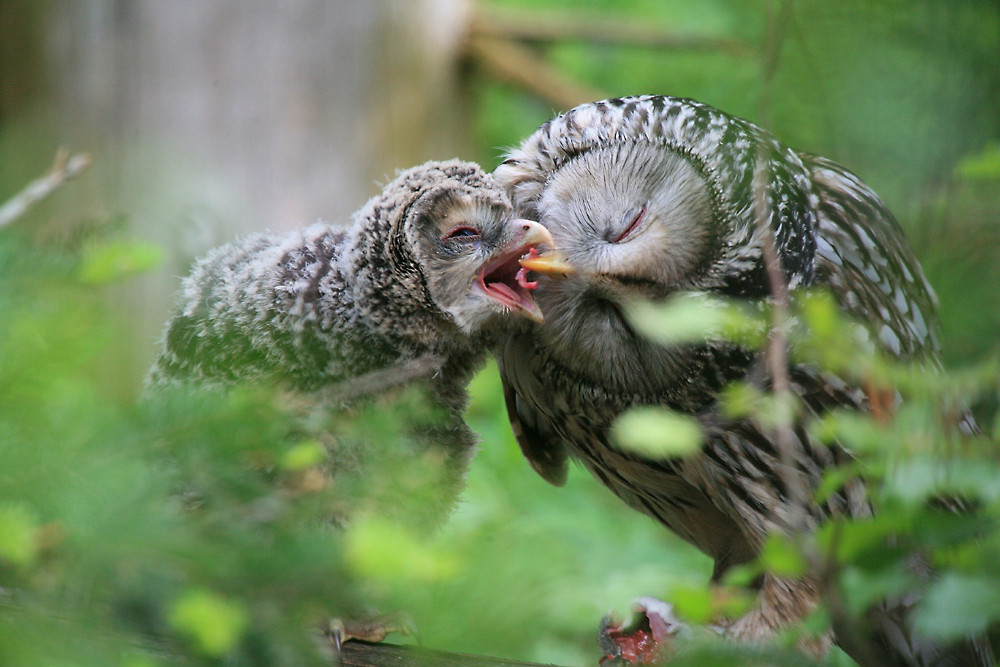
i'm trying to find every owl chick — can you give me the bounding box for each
[149,159,562,511]
[494,96,987,666]
[150,160,554,396]
[148,159,567,652]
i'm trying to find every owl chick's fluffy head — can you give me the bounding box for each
[344,160,562,343]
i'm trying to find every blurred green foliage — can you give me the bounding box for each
[0,224,715,665]
[622,287,1000,661]
[611,407,703,459]
[0,231,364,664]
[1,2,998,666]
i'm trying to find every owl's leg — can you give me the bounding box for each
[324,612,418,666]
[711,573,831,658]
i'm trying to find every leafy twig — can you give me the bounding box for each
[0,149,92,229]
[754,151,885,667]
[752,153,808,530]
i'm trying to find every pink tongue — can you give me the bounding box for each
[489,281,519,303]
[516,267,538,290]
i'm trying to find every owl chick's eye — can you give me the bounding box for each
[612,205,647,243]
[443,226,481,242]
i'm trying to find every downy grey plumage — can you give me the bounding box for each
[149,159,554,529]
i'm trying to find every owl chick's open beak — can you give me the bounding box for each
[473,220,572,323]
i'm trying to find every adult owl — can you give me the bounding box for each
[494,96,986,665]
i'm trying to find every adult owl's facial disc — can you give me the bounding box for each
[409,190,561,333]
[538,142,715,297]
[527,142,718,390]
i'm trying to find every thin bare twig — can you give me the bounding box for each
[753,154,808,532]
[0,149,92,228]
[316,354,443,407]
[754,150,885,667]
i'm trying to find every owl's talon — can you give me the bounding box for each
[326,619,346,666]
[324,611,417,653]
[398,613,420,645]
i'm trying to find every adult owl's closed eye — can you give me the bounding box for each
[494,96,986,666]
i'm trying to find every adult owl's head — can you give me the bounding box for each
[498,96,818,309]
[521,141,719,302]
[494,96,821,389]
[346,160,566,341]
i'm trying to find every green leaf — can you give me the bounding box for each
[718,382,763,420]
[668,583,713,624]
[167,589,249,657]
[808,410,886,454]
[885,458,1000,506]
[752,393,800,432]
[797,290,842,340]
[77,241,164,285]
[0,503,40,567]
[345,517,458,582]
[819,516,908,569]
[956,144,1000,181]
[611,406,703,458]
[913,573,1000,640]
[758,534,807,577]
[792,291,880,376]
[839,565,918,617]
[279,440,326,471]
[815,462,865,506]
[625,294,726,344]
[624,292,765,346]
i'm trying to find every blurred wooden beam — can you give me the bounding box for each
[471,7,753,57]
[370,0,477,180]
[464,34,606,112]
[340,640,566,667]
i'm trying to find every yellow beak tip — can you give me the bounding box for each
[518,253,575,276]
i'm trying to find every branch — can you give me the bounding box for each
[464,35,606,112]
[754,149,885,667]
[0,149,92,228]
[464,5,754,113]
[752,152,806,530]
[340,641,565,667]
[315,354,443,406]
[471,7,752,57]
